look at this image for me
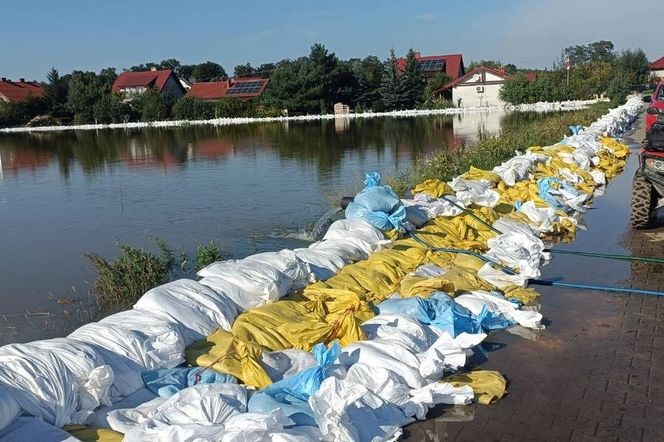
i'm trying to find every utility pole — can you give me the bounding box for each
[565,54,571,87]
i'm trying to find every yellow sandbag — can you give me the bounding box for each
[503,285,540,305]
[445,370,507,404]
[400,274,455,298]
[64,426,123,442]
[412,179,453,197]
[460,166,501,183]
[185,329,272,388]
[231,301,331,351]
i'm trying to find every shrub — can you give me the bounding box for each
[196,241,222,270]
[134,89,170,122]
[215,98,252,118]
[84,237,177,310]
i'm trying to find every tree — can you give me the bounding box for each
[380,49,409,110]
[402,48,426,108]
[133,89,169,121]
[177,64,195,81]
[173,96,215,120]
[93,94,129,123]
[255,63,276,78]
[67,71,107,123]
[353,55,385,111]
[564,40,615,66]
[191,61,227,82]
[234,63,255,77]
[422,72,451,104]
[43,68,69,116]
[467,59,503,71]
[607,70,629,105]
[504,64,518,75]
[614,49,650,84]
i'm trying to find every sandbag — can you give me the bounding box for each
[142,367,235,398]
[309,376,412,442]
[0,338,113,428]
[243,249,316,290]
[455,290,543,329]
[345,172,406,231]
[197,259,292,305]
[198,276,265,312]
[220,410,323,442]
[0,416,79,442]
[260,349,317,383]
[70,312,184,399]
[134,279,238,345]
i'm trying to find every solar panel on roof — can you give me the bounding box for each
[227,80,264,95]
[419,59,444,71]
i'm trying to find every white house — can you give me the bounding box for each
[650,56,664,82]
[111,68,185,101]
[435,66,510,108]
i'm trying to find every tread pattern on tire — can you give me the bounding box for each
[631,172,655,228]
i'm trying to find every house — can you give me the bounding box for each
[111,68,185,101]
[434,65,510,108]
[0,77,44,103]
[650,56,664,82]
[185,77,270,101]
[395,52,465,80]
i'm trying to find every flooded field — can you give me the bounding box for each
[0,110,555,343]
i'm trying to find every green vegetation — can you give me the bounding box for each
[85,236,224,309]
[500,41,650,105]
[196,241,223,270]
[84,238,178,310]
[386,102,613,196]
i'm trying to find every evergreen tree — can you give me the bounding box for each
[402,49,425,108]
[43,68,69,116]
[380,49,408,110]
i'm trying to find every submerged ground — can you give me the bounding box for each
[406,116,664,441]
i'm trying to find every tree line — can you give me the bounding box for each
[500,41,652,105]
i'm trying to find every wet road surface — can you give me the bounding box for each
[405,114,664,441]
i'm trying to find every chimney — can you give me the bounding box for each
[150,67,157,72]
[414,52,421,59]
[19,77,25,83]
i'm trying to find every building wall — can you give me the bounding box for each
[452,83,505,108]
[162,76,184,98]
[652,69,664,81]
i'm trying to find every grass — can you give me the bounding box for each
[387,102,613,197]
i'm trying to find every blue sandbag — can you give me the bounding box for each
[248,342,341,426]
[537,177,580,212]
[377,292,514,335]
[345,172,406,231]
[142,367,235,398]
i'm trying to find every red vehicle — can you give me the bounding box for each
[631,82,664,227]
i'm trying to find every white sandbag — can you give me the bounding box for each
[134,279,238,345]
[0,338,113,428]
[309,377,412,442]
[492,152,547,186]
[197,260,292,304]
[450,177,500,208]
[477,262,528,289]
[91,387,159,429]
[322,219,385,247]
[410,193,464,218]
[70,313,184,399]
[403,382,473,419]
[120,384,247,442]
[260,349,317,383]
[198,276,265,312]
[417,331,485,380]
[0,416,79,442]
[338,339,426,389]
[309,238,373,263]
[244,249,316,290]
[105,395,166,434]
[220,410,323,442]
[485,231,549,278]
[292,247,347,280]
[455,290,543,329]
[492,218,537,237]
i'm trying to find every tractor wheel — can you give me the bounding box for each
[631,172,655,228]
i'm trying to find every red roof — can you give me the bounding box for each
[112,69,178,93]
[0,80,44,102]
[395,53,465,80]
[435,65,510,94]
[186,78,270,100]
[651,56,664,70]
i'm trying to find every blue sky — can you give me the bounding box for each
[2,0,661,81]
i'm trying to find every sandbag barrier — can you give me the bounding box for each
[0,97,643,441]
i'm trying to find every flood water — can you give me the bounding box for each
[0,110,552,343]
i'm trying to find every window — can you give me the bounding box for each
[657,86,664,101]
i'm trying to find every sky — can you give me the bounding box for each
[2,0,661,81]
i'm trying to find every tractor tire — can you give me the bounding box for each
[631,172,655,228]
